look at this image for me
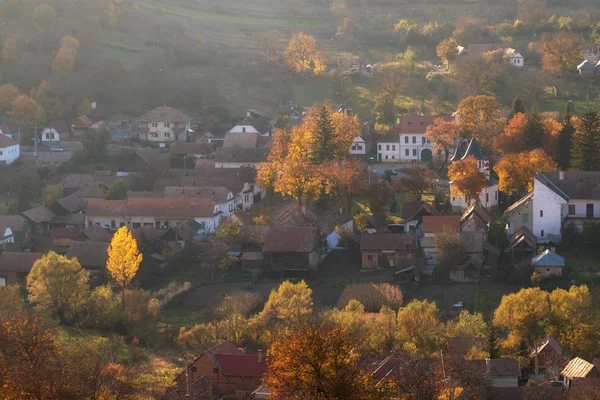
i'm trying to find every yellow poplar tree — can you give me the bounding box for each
[106,226,142,289]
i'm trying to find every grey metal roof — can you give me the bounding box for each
[531,249,565,268]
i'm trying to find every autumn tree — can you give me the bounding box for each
[455,52,505,96]
[509,95,526,119]
[494,112,528,155]
[106,226,142,289]
[41,184,64,207]
[395,163,435,200]
[540,117,562,160]
[373,62,409,113]
[436,37,459,69]
[27,251,90,323]
[425,118,462,171]
[448,156,487,205]
[0,285,24,320]
[321,158,367,214]
[571,110,600,171]
[32,3,57,29]
[253,30,283,64]
[446,310,487,339]
[52,35,80,72]
[1,38,18,63]
[397,300,443,357]
[285,33,326,76]
[0,83,21,114]
[106,178,129,200]
[435,228,466,274]
[389,358,443,400]
[456,95,504,148]
[495,149,558,198]
[537,32,585,76]
[265,325,384,400]
[9,95,43,124]
[557,102,575,170]
[367,181,393,215]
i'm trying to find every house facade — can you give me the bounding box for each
[449,138,499,212]
[398,115,454,162]
[533,171,600,244]
[377,129,400,162]
[350,136,366,155]
[0,252,44,286]
[360,233,417,270]
[214,148,269,169]
[262,226,319,273]
[504,192,534,236]
[0,134,20,165]
[137,106,191,142]
[229,110,275,137]
[419,215,461,264]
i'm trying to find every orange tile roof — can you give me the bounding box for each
[422,215,461,233]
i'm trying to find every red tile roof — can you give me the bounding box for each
[396,115,454,134]
[86,200,127,217]
[263,226,318,253]
[213,353,268,377]
[126,198,216,218]
[0,134,18,148]
[360,233,417,251]
[422,215,461,233]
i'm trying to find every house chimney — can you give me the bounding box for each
[485,358,491,374]
[257,350,264,363]
[559,171,564,181]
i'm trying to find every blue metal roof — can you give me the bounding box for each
[531,249,565,267]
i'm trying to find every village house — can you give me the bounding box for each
[86,197,222,233]
[418,215,461,264]
[577,59,597,79]
[0,216,28,246]
[459,43,524,67]
[401,200,438,233]
[262,226,319,275]
[70,115,94,137]
[66,241,109,283]
[460,202,491,258]
[0,252,44,286]
[22,205,56,237]
[0,224,14,245]
[398,115,454,162]
[229,109,275,137]
[51,227,81,254]
[360,232,417,270]
[41,120,68,143]
[350,135,366,155]
[318,208,354,251]
[137,106,191,143]
[504,192,534,237]
[533,171,600,244]
[449,138,499,212]
[214,147,270,169]
[168,141,213,159]
[0,134,20,165]
[466,358,521,387]
[527,336,565,379]
[562,357,600,387]
[531,249,565,279]
[172,342,267,397]
[376,128,400,162]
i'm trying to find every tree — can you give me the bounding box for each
[571,111,600,171]
[373,62,408,112]
[253,30,283,64]
[446,310,487,339]
[524,105,545,149]
[389,358,443,400]
[494,112,528,155]
[265,325,383,400]
[397,300,443,357]
[537,32,585,76]
[495,149,558,198]
[9,95,43,124]
[81,129,111,162]
[285,33,326,76]
[509,96,526,119]
[485,322,500,359]
[434,229,466,274]
[436,37,459,69]
[27,251,90,323]
[456,95,502,132]
[395,163,435,200]
[367,181,393,215]
[106,178,128,200]
[321,158,367,214]
[1,38,18,63]
[447,156,487,205]
[0,285,24,320]
[493,288,550,348]
[540,117,562,160]
[32,3,57,29]
[425,118,461,171]
[0,83,21,114]
[51,35,80,73]
[332,71,352,104]
[455,52,505,96]
[106,226,142,289]
[557,103,575,170]
[312,105,336,163]
[85,285,121,330]
[41,184,64,207]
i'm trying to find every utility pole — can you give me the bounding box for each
[33,123,38,157]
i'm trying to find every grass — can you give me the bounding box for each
[563,252,600,285]
[161,309,206,330]
[540,100,597,116]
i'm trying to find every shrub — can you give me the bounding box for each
[337,283,403,312]
[153,281,192,307]
[214,291,263,319]
[85,285,121,330]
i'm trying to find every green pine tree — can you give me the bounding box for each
[571,110,600,171]
[311,106,336,164]
[524,104,544,149]
[509,95,526,119]
[557,102,575,170]
[485,322,500,359]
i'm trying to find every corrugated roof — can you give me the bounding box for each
[126,198,216,218]
[66,241,109,269]
[164,186,231,203]
[56,192,86,214]
[468,358,521,377]
[401,200,437,221]
[531,249,565,268]
[536,171,600,201]
[0,215,26,232]
[562,357,598,379]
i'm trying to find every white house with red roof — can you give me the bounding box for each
[0,134,19,165]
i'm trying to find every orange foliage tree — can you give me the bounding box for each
[447,156,487,204]
[51,35,80,73]
[494,148,558,198]
[436,38,459,69]
[0,83,21,115]
[265,325,385,400]
[456,95,504,148]
[540,117,562,160]
[285,33,326,76]
[425,118,462,171]
[537,32,585,76]
[493,112,528,155]
[9,95,44,124]
[321,158,367,214]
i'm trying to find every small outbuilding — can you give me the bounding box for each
[531,249,564,278]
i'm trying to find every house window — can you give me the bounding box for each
[486,193,489,203]
[412,136,416,144]
[351,145,356,150]
[46,132,51,139]
[405,136,409,144]
[151,122,158,128]
[392,145,396,151]
[522,214,529,223]
[568,205,575,215]
[120,222,126,227]
[111,220,116,229]
[164,132,170,138]
[164,122,170,128]
[546,268,551,272]
[412,149,416,156]
[367,255,373,261]
[378,145,382,151]
[0,276,6,287]
[386,145,390,151]
[405,149,409,156]
[541,229,544,237]
[357,145,362,150]
[385,155,388,160]
[452,196,455,201]
[242,127,246,133]
[540,210,543,218]
[422,137,426,144]
[391,155,395,159]
[132,223,141,229]
[587,203,594,218]
[155,221,161,229]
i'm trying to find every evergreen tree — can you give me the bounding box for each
[509,95,526,119]
[311,105,336,163]
[571,110,600,171]
[557,102,575,170]
[485,322,500,359]
[524,104,544,149]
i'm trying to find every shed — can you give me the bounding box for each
[531,249,564,278]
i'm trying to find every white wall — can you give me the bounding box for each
[0,144,20,165]
[86,216,128,230]
[451,184,499,212]
[377,142,400,162]
[0,227,14,244]
[510,56,524,67]
[229,125,260,134]
[214,161,261,169]
[533,178,566,243]
[194,215,221,233]
[217,199,236,218]
[41,128,60,142]
[506,198,533,236]
[400,133,433,161]
[350,137,366,155]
